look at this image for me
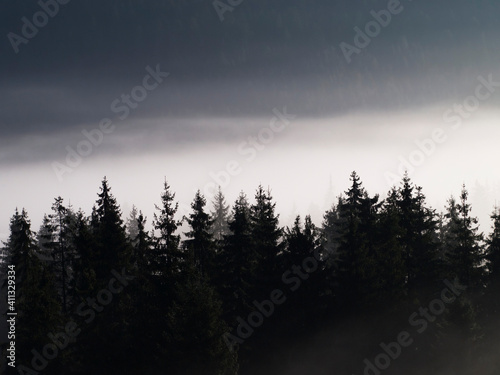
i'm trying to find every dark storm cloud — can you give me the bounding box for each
[1,0,499,152]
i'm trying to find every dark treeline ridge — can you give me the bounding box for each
[2,172,500,375]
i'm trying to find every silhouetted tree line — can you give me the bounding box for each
[1,172,500,375]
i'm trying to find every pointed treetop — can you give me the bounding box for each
[94,177,123,224]
[210,186,230,241]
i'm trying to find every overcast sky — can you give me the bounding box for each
[1,0,500,241]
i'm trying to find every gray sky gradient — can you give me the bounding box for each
[1,0,500,241]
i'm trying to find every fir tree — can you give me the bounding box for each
[37,197,77,313]
[1,209,61,374]
[148,180,184,370]
[210,186,230,243]
[321,198,342,259]
[334,172,379,311]
[218,192,256,325]
[486,207,500,296]
[445,185,485,290]
[77,178,135,375]
[250,185,283,297]
[285,215,320,269]
[71,209,97,298]
[375,187,406,302]
[438,186,484,358]
[125,205,140,247]
[132,211,151,268]
[396,174,440,296]
[477,207,500,373]
[51,197,72,312]
[184,190,216,279]
[91,177,132,283]
[320,197,343,308]
[282,215,324,332]
[127,211,163,373]
[152,179,182,279]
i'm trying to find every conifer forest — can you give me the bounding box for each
[2,173,500,374]
[2,1,500,374]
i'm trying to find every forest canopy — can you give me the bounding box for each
[1,172,500,375]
